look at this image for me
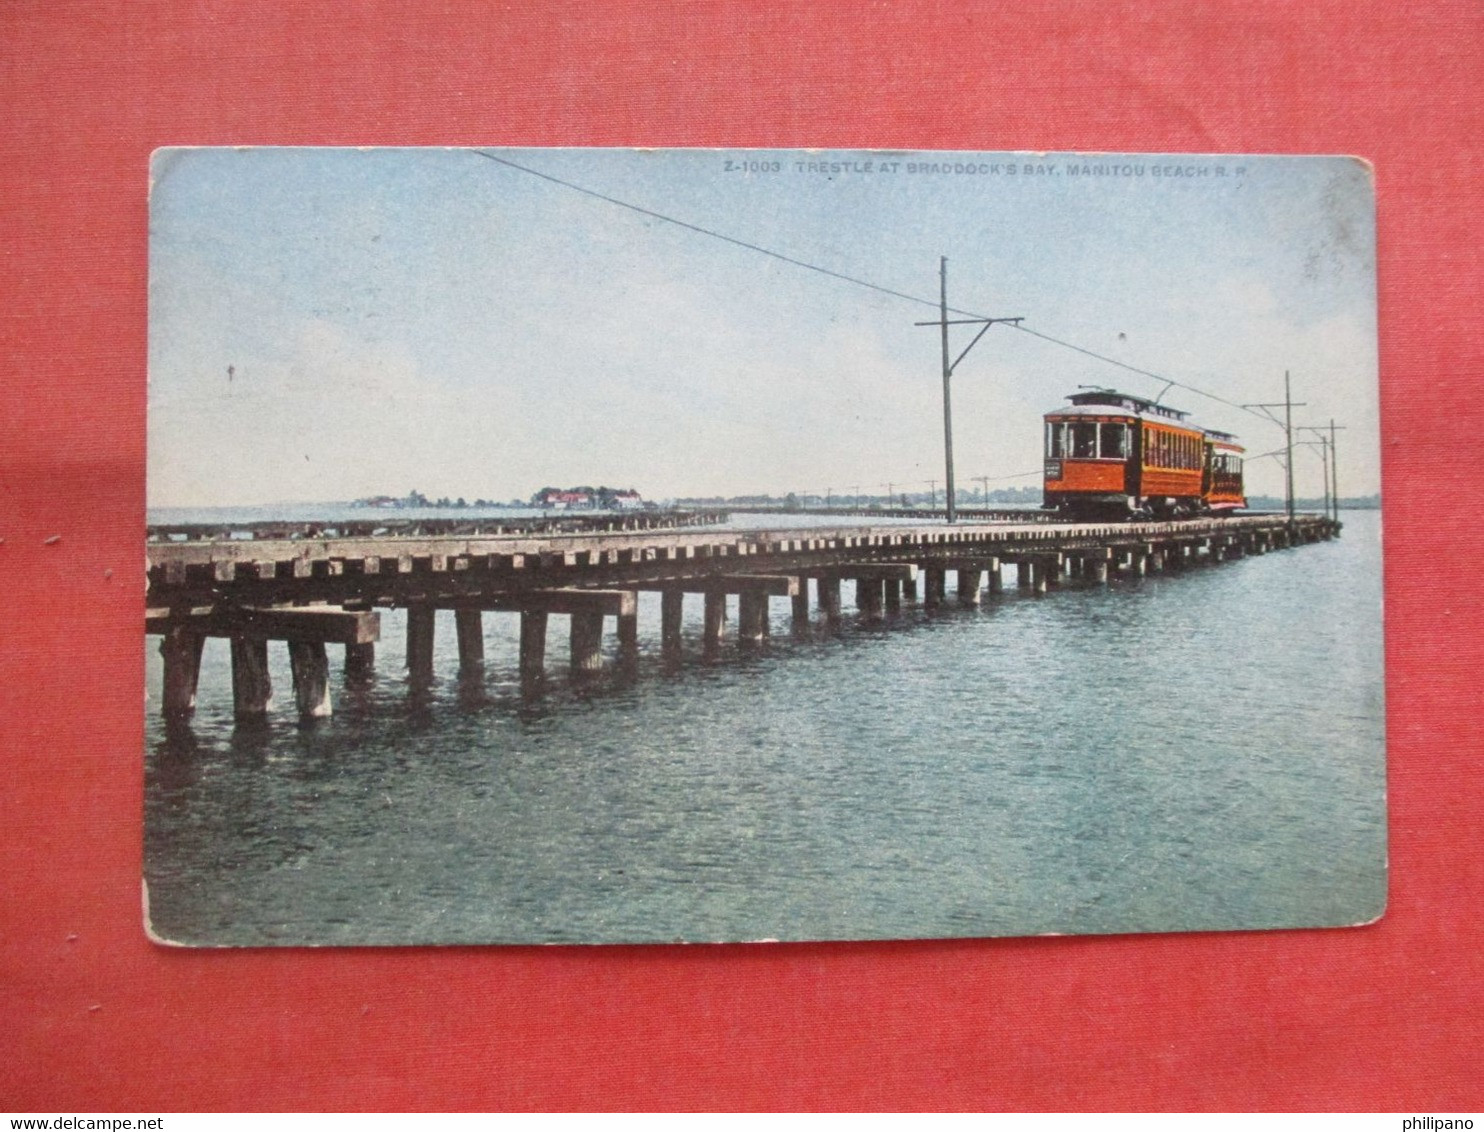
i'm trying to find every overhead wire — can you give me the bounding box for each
[472,149,1283,430]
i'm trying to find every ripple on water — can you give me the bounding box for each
[145,514,1387,945]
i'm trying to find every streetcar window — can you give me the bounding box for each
[1072,423,1097,458]
[1099,422,1128,459]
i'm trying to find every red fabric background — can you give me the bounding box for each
[3,0,1480,1111]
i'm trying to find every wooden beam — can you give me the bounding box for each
[800,564,917,582]
[146,605,380,645]
[442,589,636,618]
[641,574,799,596]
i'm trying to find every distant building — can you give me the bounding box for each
[608,489,643,510]
[534,489,592,510]
[532,486,645,510]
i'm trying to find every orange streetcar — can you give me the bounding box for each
[1043,389,1246,520]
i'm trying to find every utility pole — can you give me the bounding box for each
[1285,371,1295,526]
[938,259,954,523]
[977,475,990,507]
[929,479,936,510]
[1329,419,1341,522]
[1244,373,1306,526]
[1298,420,1347,523]
[1299,423,1346,522]
[1319,434,1331,519]
[915,258,1022,524]
[1305,430,1341,519]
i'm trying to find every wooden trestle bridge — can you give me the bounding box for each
[147,512,1340,722]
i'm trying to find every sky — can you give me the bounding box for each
[148,148,1380,507]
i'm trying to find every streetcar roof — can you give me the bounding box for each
[1064,389,1189,420]
[1045,402,1198,426]
[1048,390,1242,447]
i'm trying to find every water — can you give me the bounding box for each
[143,512,1387,946]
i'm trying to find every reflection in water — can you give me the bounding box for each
[145,514,1387,946]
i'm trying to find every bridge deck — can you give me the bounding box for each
[147,514,1334,605]
[145,513,1340,721]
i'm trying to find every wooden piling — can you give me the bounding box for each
[958,568,982,606]
[344,641,375,682]
[817,576,841,621]
[230,637,273,718]
[454,609,484,675]
[987,558,1003,595]
[661,589,684,654]
[924,567,945,607]
[884,577,902,613]
[739,591,767,643]
[406,604,436,687]
[617,606,639,659]
[902,575,918,602]
[159,629,204,719]
[791,581,810,627]
[855,578,883,619]
[288,640,332,718]
[520,610,548,679]
[1033,559,1049,595]
[704,591,727,651]
[570,611,605,672]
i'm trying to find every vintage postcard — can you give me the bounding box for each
[145,148,1384,946]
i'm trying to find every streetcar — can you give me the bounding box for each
[1043,389,1246,520]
